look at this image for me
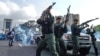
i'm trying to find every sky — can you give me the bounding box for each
[0,0,100,27]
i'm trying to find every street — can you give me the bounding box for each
[0,40,98,56]
[0,40,51,56]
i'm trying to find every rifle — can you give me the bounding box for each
[46,2,56,10]
[76,18,99,36]
[67,5,71,14]
[43,2,56,13]
[60,5,71,27]
[79,18,99,26]
[42,2,56,18]
[65,5,71,23]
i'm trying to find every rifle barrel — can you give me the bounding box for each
[47,2,56,10]
[80,18,99,26]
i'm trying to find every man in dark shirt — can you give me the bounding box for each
[71,19,88,56]
[36,8,59,56]
[54,16,68,56]
[7,29,15,47]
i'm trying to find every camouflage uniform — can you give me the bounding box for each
[36,14,59,56]
[71,20,87,56]
[54,23,67,56]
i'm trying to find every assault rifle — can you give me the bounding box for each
[41,2,56,18]
[79,18,99,27]
[67,5,71,14]
[77,18,99,36]
[60,5,71,27]
[65,5,71,23]
[59,5,71,26]
[46,2,56,10]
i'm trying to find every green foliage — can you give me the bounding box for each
[94,25,100,31]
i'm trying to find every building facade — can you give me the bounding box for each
[3,19,12,32]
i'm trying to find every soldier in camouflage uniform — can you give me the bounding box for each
[54,16,68,56]
[36,8,59,56]
[71,19,88,56]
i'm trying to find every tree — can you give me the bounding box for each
[94,25,100,31]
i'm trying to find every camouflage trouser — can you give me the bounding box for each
[55,38,67,56]
[72,35,79,56]
[36,33,59,56]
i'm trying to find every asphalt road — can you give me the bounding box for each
[0,40,51,56]
[0,40,98,56]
